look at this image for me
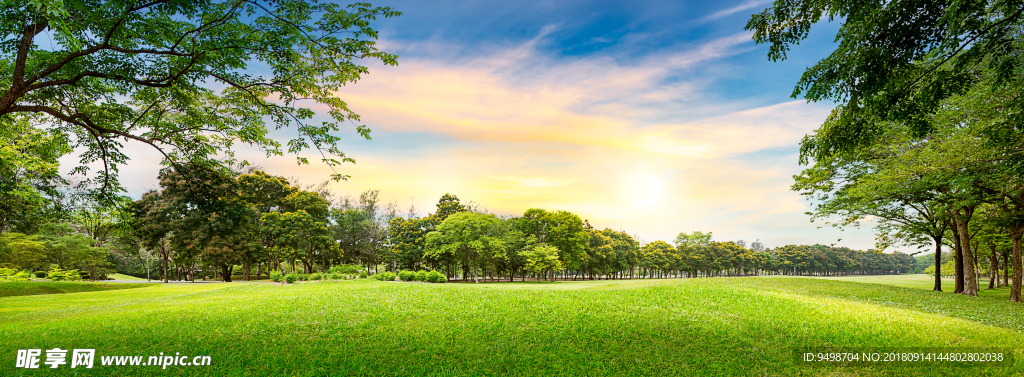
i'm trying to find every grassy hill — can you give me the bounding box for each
[1,278,1020,376]
[0,281,155,298]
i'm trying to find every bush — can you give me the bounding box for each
[382,272,396,281]
[34,271,46,278]
[270,270,284,282]
[46,267,82,281]
[329,273,342,280]
[426,270,447,283]
[285,273,297,284]
[415,270,428,282]
[297,274,309,281]
[0,268,32,282]
[398,270,414,281]
[358,271,368,279]
[309,273,322,281]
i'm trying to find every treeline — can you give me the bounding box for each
[0,161,915,282]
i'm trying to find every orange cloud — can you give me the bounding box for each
[219,33,876,249]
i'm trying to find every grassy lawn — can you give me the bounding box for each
[799,274,1014,300]
[1,278,1021,376]
[107,273,151,282]
[0,281,156,298]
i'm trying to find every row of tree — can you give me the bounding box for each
[1,158,918,283]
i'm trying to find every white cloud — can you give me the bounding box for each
[700,0,772,22]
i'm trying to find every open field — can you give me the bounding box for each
[2,277,1022,376]
[0,281,155,298]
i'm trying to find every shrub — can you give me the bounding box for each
[0,268,32,282]
[380,272,396,281]
[270,270,284,282]
[415,270,428,282]
[297,274,309,281]
[398,270,414,281]
[358,271,368,279]
[309,273,322,281]
[285,273,297,284]
[34,271,46,278]
[329,273,342,280]
[426,271,447,283]
[46,267,82,281]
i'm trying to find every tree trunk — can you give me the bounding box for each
[222,265,233,282]
[471,261,478,284]
[1003,250,1010,287]
[953,208,978,296]
[161,254,169,283]
[951,221,965,294]
[1010,224,1023,303]
[932,235,942,291]
[988,250,997,290]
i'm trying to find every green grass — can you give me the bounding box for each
[0,281,156,298]
[107,273,150,281]
[1,278,1022,376]
[800,274,1014,300]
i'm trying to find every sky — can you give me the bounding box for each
[105,0,896,251]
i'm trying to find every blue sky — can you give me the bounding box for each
[112,0,895,251]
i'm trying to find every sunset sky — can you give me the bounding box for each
[106,0,893,251]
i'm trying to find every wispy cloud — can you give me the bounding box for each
[699,0,772,22]
[160,27,873,250]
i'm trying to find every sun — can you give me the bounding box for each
[625,174,663,208]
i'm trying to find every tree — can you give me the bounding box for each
[601,229,638,279]
[517,209,588,273]
[0,117,69,233]
[520,244,562,282]
[435,193,467,221]
[238,170,295,214]
[263,210,332,273]
[673,231,713,247]
[131,190,175,282]
[424,212,505,283]
[583,229,615,279]
[746,0,1024,163]
[330,207,369,265]
[640,240,678,278]
[238,170,296,279]
[74,243,112,281]
[1,0,401,199]
[36,223,79,269]
[0,232,45,270]
[388,215,438,271]
[501,218,536,281]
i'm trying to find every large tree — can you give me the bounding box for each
[746,0,1024,163]
[425,212,505,283]
[517,209,588,273]
[1,0,401,199]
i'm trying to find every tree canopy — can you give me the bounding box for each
[1,0,401,200]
